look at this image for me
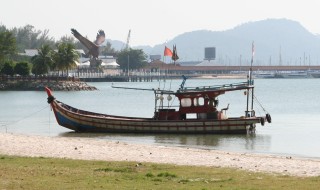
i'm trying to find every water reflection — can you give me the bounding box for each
[154,134,220,147]
[59,132,271,153]
[154,134,271,153]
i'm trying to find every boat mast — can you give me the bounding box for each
[246,75,250,116]
[246,41,255,117]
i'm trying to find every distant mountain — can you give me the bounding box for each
[110,19,320,65]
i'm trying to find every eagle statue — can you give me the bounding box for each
[71,28,105,59]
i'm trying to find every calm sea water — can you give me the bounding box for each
[1,78,320,158]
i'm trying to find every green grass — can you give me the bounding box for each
[0,155,319,189]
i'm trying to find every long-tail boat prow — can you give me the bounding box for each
[45,74,271,134]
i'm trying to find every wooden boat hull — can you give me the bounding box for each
[50,100,261,134]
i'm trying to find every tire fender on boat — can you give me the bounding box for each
[266,113,272,123]
[260,117,265,126]
[45,87,55,104]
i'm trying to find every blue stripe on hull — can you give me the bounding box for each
[56,111,96,132]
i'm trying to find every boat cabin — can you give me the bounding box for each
[154,90,225,120]
[153,82,251,121]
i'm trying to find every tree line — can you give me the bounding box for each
[0,24,148,77]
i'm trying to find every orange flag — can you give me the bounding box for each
[164,46,173,57]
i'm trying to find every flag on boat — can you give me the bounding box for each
[172,45,179,62]
[164,46,173,57]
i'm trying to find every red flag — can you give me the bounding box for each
[164,46,173,57]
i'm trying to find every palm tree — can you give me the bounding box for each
[31,44,53,75]
[54,42,79,76]
[0,30,16,64]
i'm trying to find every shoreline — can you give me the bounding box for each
[0,80,97,91]
[1,132,320,177]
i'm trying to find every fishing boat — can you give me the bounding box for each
[275,71,310,78]
[45,75,271,134]
[309,71,320,78]
[254,72,276,79]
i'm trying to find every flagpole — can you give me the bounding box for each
[174,45,177,65]
[172,45,178,66]
[250,41,255,114]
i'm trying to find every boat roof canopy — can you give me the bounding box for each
[178,82,253,94]
[113,81,253,98]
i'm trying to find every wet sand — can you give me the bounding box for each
[1,132,319,177]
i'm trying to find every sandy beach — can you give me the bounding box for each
[1,132,320,177]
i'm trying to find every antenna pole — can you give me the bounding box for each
[246,41,254,117]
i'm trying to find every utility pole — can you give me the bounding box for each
[127,54,130,76]
[269,56,272,66]
[279,46,282,66]
[126,30,131,50]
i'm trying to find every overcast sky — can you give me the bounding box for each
[1,0,320,46]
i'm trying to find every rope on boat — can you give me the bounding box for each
[253,95,272,124]
[0,105,49,132]
[255,103,263,118]
[253,94,268,113]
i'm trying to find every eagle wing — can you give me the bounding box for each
[71,29,99,58]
